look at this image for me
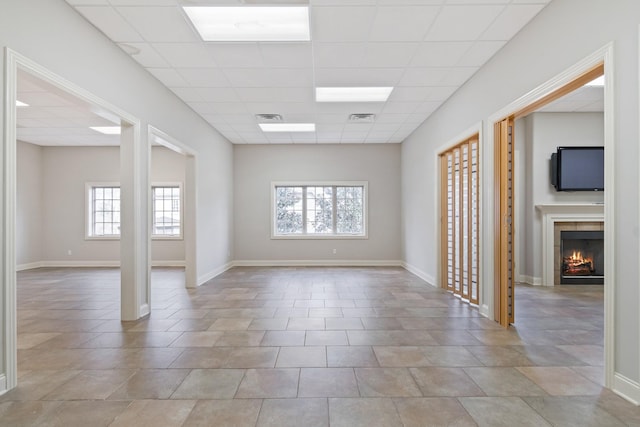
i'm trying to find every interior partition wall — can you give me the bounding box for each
[440,134,480,305]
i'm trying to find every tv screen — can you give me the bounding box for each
[555,146,604,191]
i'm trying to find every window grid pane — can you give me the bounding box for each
[153,186,181,236]
[92,186,120,236]
[336,186,363,234]
[275,186,304,234]
[275,184,365,236]
[306,186,333,234]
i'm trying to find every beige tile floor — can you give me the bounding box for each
[2,266,639,426]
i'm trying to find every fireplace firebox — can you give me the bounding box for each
[560,230,604,284]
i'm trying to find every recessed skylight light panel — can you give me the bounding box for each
[316,87,394,103]
[183,6,310,42]
[259,123,315,132]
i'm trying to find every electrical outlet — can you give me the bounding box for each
[67,250,72,256]
[332,249,337,254]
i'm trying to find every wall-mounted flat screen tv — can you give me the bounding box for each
[551,146,604,191]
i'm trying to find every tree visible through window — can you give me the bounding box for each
[152,186,181,236]
[274,183,366,237]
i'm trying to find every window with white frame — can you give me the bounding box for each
[152,185,181,237]
[87,183,182,239]
[272,182,367,238]
[87,185,121,238]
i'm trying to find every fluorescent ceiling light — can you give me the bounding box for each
[183,6,310,42]
[585,76,605,87]
[316,87,394,103]
[90,126,121,135]
[259,123,315,132]
[16,100,29,107]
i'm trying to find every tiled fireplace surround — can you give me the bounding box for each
[536,204,605,286]
[553,221,604,286]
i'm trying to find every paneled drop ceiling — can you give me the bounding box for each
[61,0,554,144]
[17,70,121,146]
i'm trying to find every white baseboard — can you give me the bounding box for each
[518,274,543,286]
[151,260,186,267]
[232,259,403,268]
[0,374,6,396]
[479,304,491,318]
[613,372,640,406]
[16,260,186,270]
[16,261,43,271]
[401,262,436,287]
[197,261,234,286]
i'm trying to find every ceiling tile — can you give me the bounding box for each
[177,68,230,87]
[312,43,367,68]
[415,101,441,113]
[116,6,199,42]
[317,124,344,132]
[223,68,313,87]
[152,43,217,68]
[456,40,505,66]
[343,123,373,132]
[65,0,109,4]
[440,67,478,85]
[398,67,449,86]
[75,6,143,42]
[423,85,459,101]
[375,114,410,123]
[410,42,472,67]
[362,43,420,68]
[315,102,384,115]
[260,43,313,68]
[147,68,189,87]
[118,42,169,67]
[382,102,421,114]
[480,4,545,41]
[369,6,439,41]
[310,0,376,5]
[313,117,345,126]
[388,86,433,102]
[236,87,312,103]
[170,87,204,102]
[425,5,506,41]
[244,102,314,114]
[311,6,377,42]
[109,0,176,5]
[207,43,264,68]
[316,131,342,140]
[198,88,241,103]
[314,68,404,86]
[17,92,74,107]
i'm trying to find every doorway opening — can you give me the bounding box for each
[488,45,613,387]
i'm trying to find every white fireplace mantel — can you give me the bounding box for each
[536,204,604,286]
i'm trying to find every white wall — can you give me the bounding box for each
[17,145,186,266]
[16,141,43,267]
[401,0,639,394]
[234,144,402,264]
[0,0,233,280]
[518,112,604,282]
[1,0,235,383]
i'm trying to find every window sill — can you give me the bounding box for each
[85,236,120,241]
[271,234,368,240]
[152,236,183,241]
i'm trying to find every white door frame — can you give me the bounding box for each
[2,48,148,392]
[148,126,198,288]
[483,43,614,388]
